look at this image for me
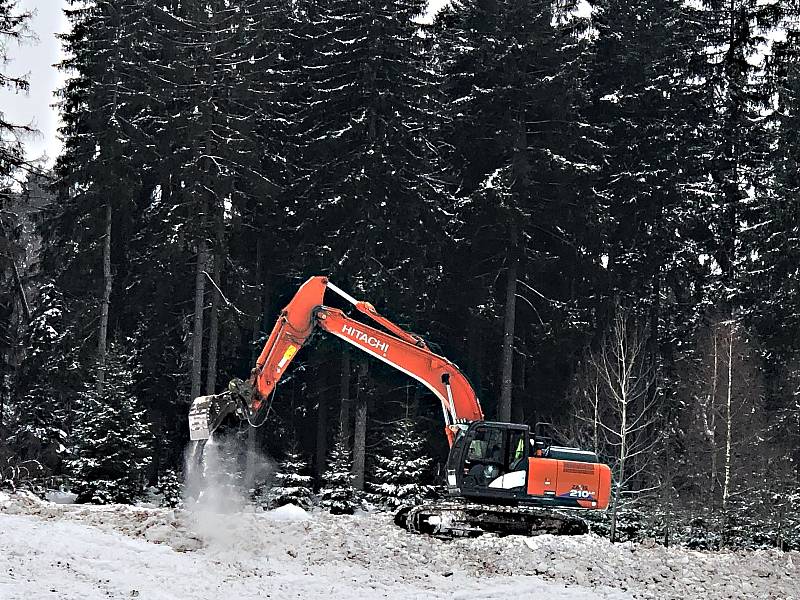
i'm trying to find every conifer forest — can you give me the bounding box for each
[2,0,800,551]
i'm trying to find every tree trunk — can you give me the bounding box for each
[351,360,369,490]
[316,392,328,479]
[609,314,629,543]
[10,254,30,323]
[466,277,486,394]
[410,384,421,419]
[338,348,351,445]
[205,216,224,395]
[709,328,719,500]
[722,323,734,511]
[245,244,267,487]
[661,427,674,548]
[498,226,519,422]
[610,386,627,542]
[150,410,162,486]
[190,237,208,400]
[251,238,264,365]
[97,201,113,395]
[512,347,526,424]
[260,268,272,339]
[592,380,600,456]
[192,4,217,401]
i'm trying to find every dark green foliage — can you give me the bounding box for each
[320,433,356,515]
[0,190,24,427]
[583,500,800,551]
[0,0,36,456]
[8,284,76,475]
[155,469,183,508]
[434,0,602,419]
[589,0,709,343]
[271,441,314,509]
[66,346,152,504]
[293,0,448,317]
[368,418,433,509]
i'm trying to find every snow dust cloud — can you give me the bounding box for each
[183,432,275,546]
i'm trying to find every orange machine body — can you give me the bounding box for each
[527,457,611,509]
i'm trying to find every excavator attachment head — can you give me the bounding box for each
[188,392,240,441]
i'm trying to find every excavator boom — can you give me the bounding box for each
[189,276,482,444]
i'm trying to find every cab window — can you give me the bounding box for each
[466,427,504,464]
[508,430,527,471]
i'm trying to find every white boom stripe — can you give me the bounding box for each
[326,282,359,306]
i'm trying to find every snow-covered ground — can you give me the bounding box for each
[0,491,797,600]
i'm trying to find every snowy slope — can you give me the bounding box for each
[0,492,796,600]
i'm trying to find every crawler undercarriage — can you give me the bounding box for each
[394,501,589,538]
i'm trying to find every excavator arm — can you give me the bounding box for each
[188,276,483,445]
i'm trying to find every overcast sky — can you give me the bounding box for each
[1,0,449,168]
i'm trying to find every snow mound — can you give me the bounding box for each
[45,490,78,504]
[0,492,204,552]
[0,490,46,514]
[267,503,311,522]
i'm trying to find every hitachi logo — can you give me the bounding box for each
[341,324,389,354]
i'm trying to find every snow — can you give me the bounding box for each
[266,503,311,522]
[44,490,78,504]
[1,492,797,600]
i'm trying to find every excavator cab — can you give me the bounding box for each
[446,422,530,499]
[445,421,611,510]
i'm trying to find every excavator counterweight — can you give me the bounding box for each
[188,276,611,537]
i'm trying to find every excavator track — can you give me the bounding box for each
[395,501,589,538]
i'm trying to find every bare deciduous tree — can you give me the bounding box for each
[678,316,765,511]
[581,308,662,541]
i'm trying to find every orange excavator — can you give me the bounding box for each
[188,276,611,536]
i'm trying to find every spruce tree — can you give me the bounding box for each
[9,284,76,475]
[0,1,35,425]
[691,0,779,298]
[293,0,448,315]
[48,1,155,459]
[0,189,24,429]
[67,345,152,504]
[52,0,152,302]
[589,0,707,318]
[586,0,712,432]
[759,36,800,354]
[320,433,356,515]
[368,418,433,509]
[436,0,600,420]
[270,440,314,509]
[129,0,293,403]
[155,468,183,508]
[750,26,800,490]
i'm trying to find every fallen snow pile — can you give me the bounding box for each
[0,491,797,600]
[0,490,204,551]
[267,502,312,522]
